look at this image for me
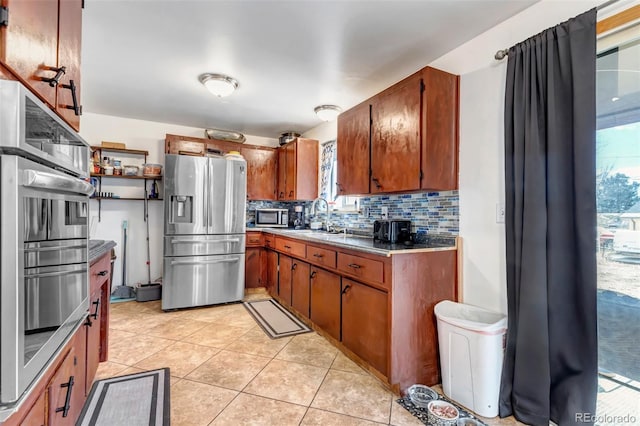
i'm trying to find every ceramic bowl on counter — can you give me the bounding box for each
[427,400,459,425]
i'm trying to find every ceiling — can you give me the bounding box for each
[81,0,537,139]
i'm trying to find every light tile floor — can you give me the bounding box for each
[96,291,522,425]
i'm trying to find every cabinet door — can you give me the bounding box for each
[19,392,46,426]
[245,247,263,289]
[242,147,278,200]
[0,0,59,106]
[370,73,422,193]
[310,267,341,341]
[284,143,297,200]
[56,0,83,131]
[266,250,278,297]
[293,138,318,200]
[277,147,287,200]
[342,278,389,375]
[291,261,310,318]
[48,335,85,426]
[421,67,459,190]
[86,291,102,393]
[278,255,292,306]
[337,102,370,195]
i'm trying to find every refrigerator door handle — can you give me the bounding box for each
[170,258,240,266]
[170,238,240,244]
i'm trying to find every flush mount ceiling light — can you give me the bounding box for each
[314,105,342,121]
[199,73,239,97]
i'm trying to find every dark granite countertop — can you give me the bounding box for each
[253,229,456,257]
[89,240,116,264]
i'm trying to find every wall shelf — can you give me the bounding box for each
[89,147,162,221]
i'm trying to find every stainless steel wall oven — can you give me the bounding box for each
[0,81,92,407]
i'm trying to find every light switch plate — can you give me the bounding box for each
[496,203,505,223]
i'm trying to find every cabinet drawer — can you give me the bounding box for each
[90,253,111,295]
[306,245,337,269]
[246,232,264,247]
[275,238,306,258]
[264,235,275,248]
[337,253,384,286]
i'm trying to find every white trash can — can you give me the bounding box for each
[434,300,507,418]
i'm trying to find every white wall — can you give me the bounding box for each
[303,120,337,143]
[80,113,277,288]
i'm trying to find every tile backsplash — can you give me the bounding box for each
[247,190,459,235]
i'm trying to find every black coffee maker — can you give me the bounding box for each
[293,205,305,229]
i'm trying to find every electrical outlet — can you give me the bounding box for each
[381,206,389,219]
[363,206,370,218]
[496,203,505,223]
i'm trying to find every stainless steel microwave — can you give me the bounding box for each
[255,208,288,227]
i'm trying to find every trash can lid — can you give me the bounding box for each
[434,300,507,333]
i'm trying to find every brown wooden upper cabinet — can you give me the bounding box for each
[336,66,459,195]
[337,101,370,195]
[277,138,319,201]
[165,134,278,201]
[0,0,83,131]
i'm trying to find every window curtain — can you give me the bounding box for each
[500,9,598,426]
[319,140,336,200]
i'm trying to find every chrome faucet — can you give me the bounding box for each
[311,197,332,231]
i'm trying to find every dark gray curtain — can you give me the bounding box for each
[500,9,598,426]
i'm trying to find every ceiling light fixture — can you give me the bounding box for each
[199,73,239,97]
[314,105,342,121]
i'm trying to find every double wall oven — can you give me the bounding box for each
[0,81,92,407]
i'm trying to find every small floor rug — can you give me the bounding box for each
[243,298,312,339]
[397,393,488,426]
[77,368,170,426]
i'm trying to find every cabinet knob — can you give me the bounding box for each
[310,271,317,279]
[97,270,109,276]
[291,263,297,270]
[341,284,352,295]
[371,177,382,189]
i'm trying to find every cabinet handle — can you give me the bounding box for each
[291,263,297,270]
[249,239,260,243]
[347,263,361,269]
[97,270,109,277]
[42,66,66,87]
[279,192,284,199]
[371,177,382,189]
[310,271,317,279]
[289,190,294,197]
[284,245,291,249]
[61,79,82,116]
[341,284,351,295]
[91,298,100,320]
[84,315,93,328]
[55,375,74,417]
[336,182,343,192]
[313,253,324,258]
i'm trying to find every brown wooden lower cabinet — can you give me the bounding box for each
[310,267,341,341]
[18,392,45,426]
[245,247,264,289]
[278,255,293,306]
[341,278,389,376]
[265,250,278,296]
[291,260,310,318]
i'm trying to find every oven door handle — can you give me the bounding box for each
[23,169,94,196]
[25,268,87,279]
[24,244,87,252]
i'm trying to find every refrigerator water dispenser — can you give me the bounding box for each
[171,195,192,223]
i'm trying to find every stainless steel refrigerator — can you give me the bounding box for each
[162,154,247,310]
